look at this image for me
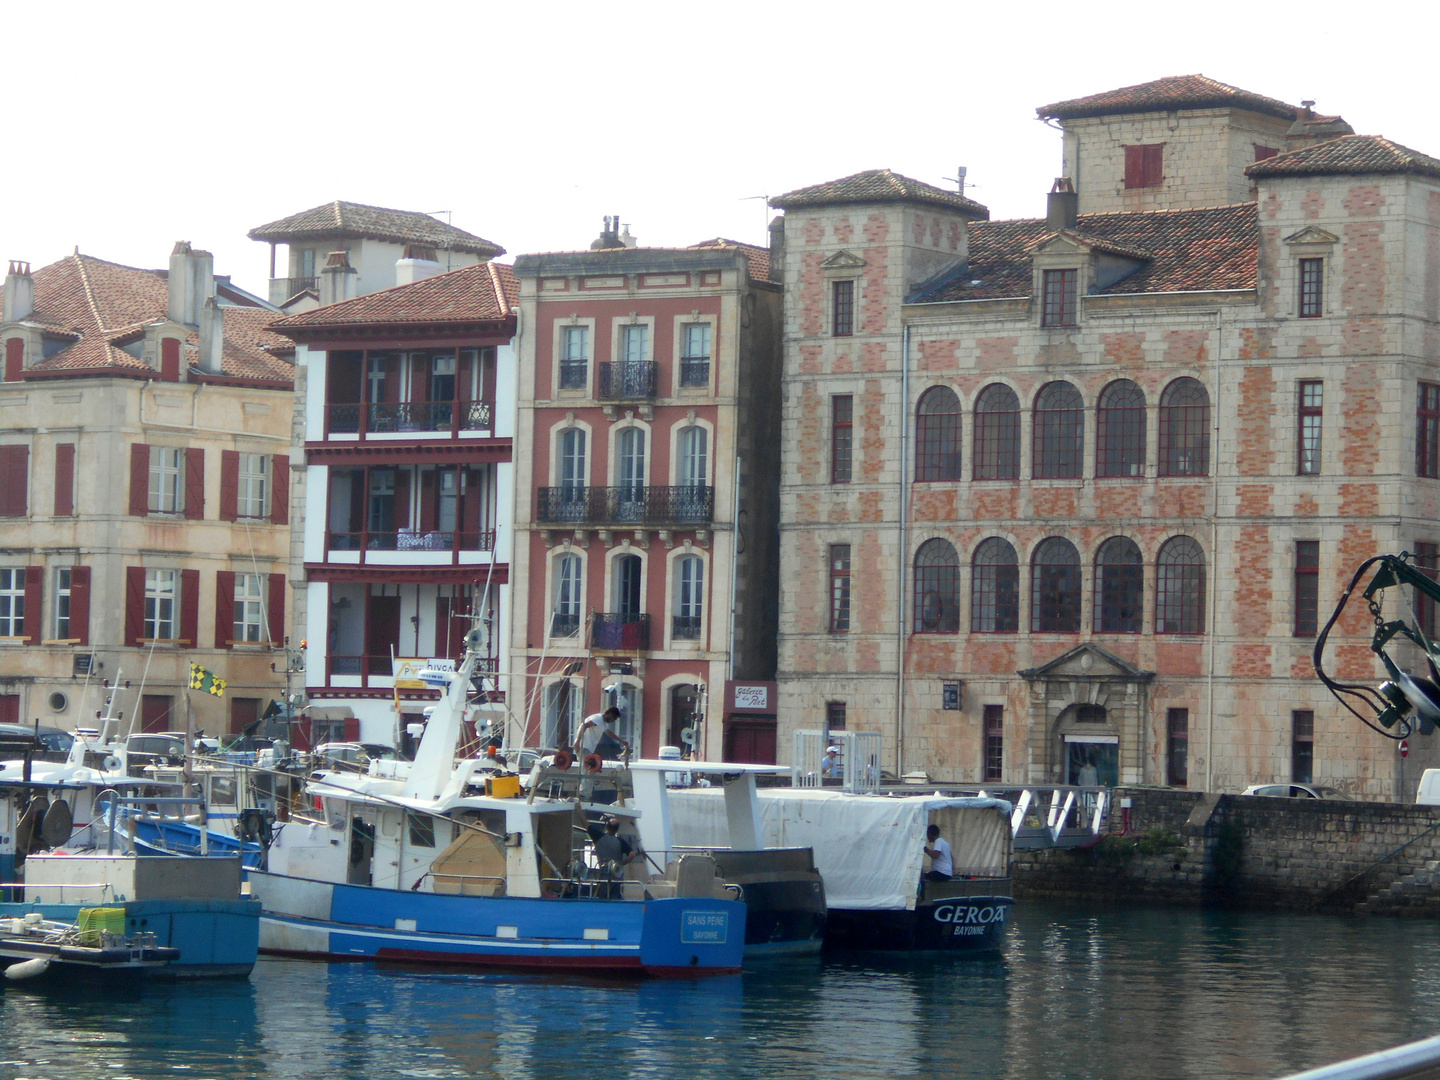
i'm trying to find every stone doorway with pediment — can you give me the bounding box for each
[1018,643,1154,786]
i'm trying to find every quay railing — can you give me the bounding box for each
[962,785,1110,848]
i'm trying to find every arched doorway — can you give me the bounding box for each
[669,684,701,753]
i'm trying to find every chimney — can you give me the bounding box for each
[768,216,785,282]
[3,261,34,323]
[167,242,215,325]
[395,245,445,287]
[619,223,637,248]
[319,250,357,307]
[590,216,625,251]
[198,296,225,374]
[1047,177,1078,233]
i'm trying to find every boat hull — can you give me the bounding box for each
[825,894,1013,953]
[704,849,827,957]
[247,870,746,975]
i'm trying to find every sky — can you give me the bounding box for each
[5,1,1436,298]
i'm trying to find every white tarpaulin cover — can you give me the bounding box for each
[665,789,1012,911]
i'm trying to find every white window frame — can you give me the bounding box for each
[238,453,269,519]
[0,568,25,639]
[543,679,582,749]
[145,569,178,640]
[676,425,709,488]
[603,679,642,749]
[149,447,183,514]
[234,573,265,644]
[54,567,71,640]
[673,554,705,645]
[557,323,592,394]
[675,319,715,393]
[620,323,649,364]
[551,553,583,639]
[556,426,589,491]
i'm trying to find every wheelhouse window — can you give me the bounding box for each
[1418,383,1440,478]
[1159,378,1210,477]
[1156,536,1205,634]
[1041,269,1078,327]
[559,326,589,390]
[829,544,851,633]
[144,569,178,640]
[680,323,711,387]
[1033,381,1083,478]
[973,384,1020,480]
[831,396,853,484]
[238,454,269,518]
[832,281,854,337]
[1095,536,1143,633]
[913,538,959,633]
[148,447,183,514]
[971,538,1019,633]
[0,568,24,638]
[1294,541,1320,637]
[1097,379,1146,477]
[1299,258,1324,318]
[1031,537,1081,633]
[1298,381,1323,475]
[234,573,265,644]
[915,386,961,481]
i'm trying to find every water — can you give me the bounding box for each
[5,903,1440,1080]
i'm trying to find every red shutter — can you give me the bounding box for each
[268,572,286,645]
[129,444,150,516]
[70,565,91,646]
[393,469,411,529]
[215,570,236,649]
[54,443,74,516]
[160,337,180,382]
[271,454,289,526]
[0,445,27,516]
[179,568,199,645]
[219,451,239,522]
[348,470,364,533]
[434,595,452,658]
[1124,145,1144,189]
[4,338,22,382]
[419,468,438,532]
[124,566,145,646]
[1143,144,1164,187]
[412,356,430,405]
[343,716,360,742]
[184,448,204,520]
[23,566,41,645]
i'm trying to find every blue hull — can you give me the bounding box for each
[128,819,264,869]
[248,871,745,975]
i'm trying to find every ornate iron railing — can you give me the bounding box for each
[597,361,657,399]
[328,530,495,553]
[590,613,650,652]
[671,615,702,640]
[679,358,710,388]
[559,360,588,390]
[325,400,493,436]
[550,612,581,638]
[535,485,713,526]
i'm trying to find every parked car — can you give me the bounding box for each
[0,722,74,757]
[1241,783,1351,800]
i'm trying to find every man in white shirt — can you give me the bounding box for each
[572,706,629,759]
[821,746,843,780]
[923,824,953,882]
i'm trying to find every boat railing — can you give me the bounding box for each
[0,881,115,905]
[962,786,1110,849]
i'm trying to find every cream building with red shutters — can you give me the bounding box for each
[0,244,293,736]
[772,75,1440,798]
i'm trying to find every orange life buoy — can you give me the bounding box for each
[553,750,574,770]
[583,753,603,774]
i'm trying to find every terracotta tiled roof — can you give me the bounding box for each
[689,238,772,281]
[770,169,989,217]
[269,261,518,333]
[911,203,1258,304]
[248,201,505,259]
[1038,75,1299,122]
[1245,135,1440,181]
[17,253,293,383]
[1027,230,1154,262]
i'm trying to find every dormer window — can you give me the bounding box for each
[1041,269,1078,327]
[1123,145,1164,189]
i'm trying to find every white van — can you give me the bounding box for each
[1416,769,1440,805]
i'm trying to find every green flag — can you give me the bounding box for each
[189,662,226,698]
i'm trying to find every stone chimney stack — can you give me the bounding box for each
[3,261,34,323]
[1046,178,1079,233]
[319,250,357,307]
[198,296,225,374]
[167,242,215,325]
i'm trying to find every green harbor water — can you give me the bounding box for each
[4,902,1440,1080]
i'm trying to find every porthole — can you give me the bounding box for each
[48,691,68,713]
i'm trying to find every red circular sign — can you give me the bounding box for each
[1400,740,1410,758]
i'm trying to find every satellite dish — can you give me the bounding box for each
[40,800,74,848]
[680,726,697,747]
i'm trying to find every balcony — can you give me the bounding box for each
[536,485,714,527]
[271,276,319,303]
[325,400,493,438]
[550,612,581,638]
[590,613,650,652]
[679,357,710,388]
[329,529,495,553]
[597,361,657,400]
[672,615,702,640]
[329,652,498,684]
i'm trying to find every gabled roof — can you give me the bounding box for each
[910,202,1257,304]
[1038,75,1300,122]
[689,238,772,281]
[1245,135,1440,181]
[269,261,518,335]
[15,253,292,383]
[248,201,505,259]
[1027,230,1153,262]
[770,169,989,217]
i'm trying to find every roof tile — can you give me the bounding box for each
[1245,134,1440,181]
[770,168,988,217]
[269,261,518,333]
[1038,75,1299,122]
[248,201,504,259]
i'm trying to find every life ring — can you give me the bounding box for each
[103,756,121,772]
[583,753,603,774]
[552,750,574,770]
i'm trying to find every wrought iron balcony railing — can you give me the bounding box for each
[597,360,657,400]
[590,613,650,652]
[672,615,702,640]
[558,360,588,390]
[535,485,714,527]
[325,399,492,436]
[679,357,710,388]
[329,529,495,553]
[550,612,581,638]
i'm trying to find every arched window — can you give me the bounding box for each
[1032,537,1081,633]
[553,428,588,521]
[913,539,960,633]
[673,555,704,640]
[971,538,1019,632]
[542,681,581,749]
[1096,379,1146,477]
[1159,378,1210,477]
[1095,536,1143,633]
[1156,536,1206,634]
[915,386,961,481]
[615,427,647,521]
[1033,381,1083,479]
[677,426,708,487]
[614,554,643,618]
[551,553,583,638]
[974,384,1020,480]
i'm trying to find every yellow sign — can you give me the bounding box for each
[392,658,454,690]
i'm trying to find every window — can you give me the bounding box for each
[552,554,582,638]
[915,386,961,481]
[1158,378,1210,477]
[1297,381,1323,475]
[368,468,396,533]
[825,701,847,732]
[832,281,854,337]
[238,454,268,518]
[831,396,853,483]
[603,681,641,748]
[1096,380,1146,478]
[1074,705,1106,723]
[299,248,316,280]
[621,324,649,363]
[1254,144,1279,162]
[234,573,265,644]
[430,353,456,406]
[54,567,70,639]
[674,556,704,640]
[1041,269,1078,327]
[149,447,183,513]
[1292,710,1314,784]
[0,568,23,638]
[1095,536,1143,633]
[559,326,589,390]
[1299,258,1324,318]
[974,384,1020,479]
[144,569,178,640]
[616,428,646,521]
[543,681,581,748]
[971,538,1019,633]
[614,555,643,619]
[1124,144,1164,189]
[1167,708,1189,787]
[407,812,436,849]
[680,324,711,387]
[559,429,587,493]
[1031,537,1081,633]
[1156,536,1205,634]
[913,539,960,633]
[829,544,851,632]
[1415,543,1438,641]
[1033,381,1083,478]
[1294,541,1320,637]
[678,427,708,487]
[983,705,1004,782]
[1419,383,1440,479]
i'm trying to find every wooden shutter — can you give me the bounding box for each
[348,470,364,533]
[0,445,27,516]
[70,565,91,646]
[419,468,438,532]
[160,337,181,382]
[179,568,199,645]
[23,566,41,645]
[4,337,22,382]
[434,595,452,658]
[267,572,286,645]
[53,442,74,516]
[129,443,150,516]
[271,454,289,525]
[393,469,411,529]
[1124,145,1145,189]
[1143,144,1164,187]
[215,570,236,649]
[184,448,204,520]
[124,566,146,646]
[219,450,239,521]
